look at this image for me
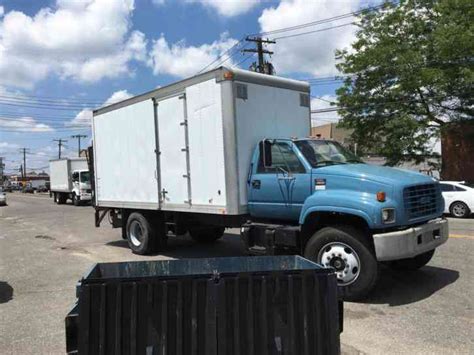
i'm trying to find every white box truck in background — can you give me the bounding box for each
[49,158,91,206]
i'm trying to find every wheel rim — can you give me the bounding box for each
[129,220,143,247]
[317,242,361,286]
[452,203,466,217]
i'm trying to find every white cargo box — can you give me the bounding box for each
[50,158,88,192]
[93,67,310,215]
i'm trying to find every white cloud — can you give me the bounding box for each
[103,89,133,106]
[0,141,19,151]
[148,33,238,78]
[0,6,4,17]
[311,95,340,126]
[67,89,133,126]
[68,109,93,127]
[258,0,361,76]
[0,0,146,89]
[186,0,262,17]
[0,117,54,132]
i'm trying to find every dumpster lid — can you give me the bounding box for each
[82,256,327,283]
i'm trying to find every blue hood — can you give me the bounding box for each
[313,163,436,187]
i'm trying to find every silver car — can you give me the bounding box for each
[0,187,6,206]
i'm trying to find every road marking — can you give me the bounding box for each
[450,234,474,240]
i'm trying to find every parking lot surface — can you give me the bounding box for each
[0,192,473,354]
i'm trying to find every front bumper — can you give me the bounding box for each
[79,193,92,201]
[373,218,448,261]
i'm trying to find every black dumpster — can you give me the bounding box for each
[65,256,342,355]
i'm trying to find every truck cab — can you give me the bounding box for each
[71,170,92,205]
[243,138,448,300]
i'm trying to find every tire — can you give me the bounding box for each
[387,250,435,271]
[304,225,378,301]
[189,226,225,243]
[55,193,65,205]
[125,212,167,255]
[72,193,80,206]
[449,201,470,218]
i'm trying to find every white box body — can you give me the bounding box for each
[50,158,88,192]
[93,68,310,215]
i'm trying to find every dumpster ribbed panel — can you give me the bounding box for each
[66,256,341,355]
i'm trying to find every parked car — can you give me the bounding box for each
[0,188,6,206]
[2,185,12,192]
[440,181,474,218]
[36,185,48,193]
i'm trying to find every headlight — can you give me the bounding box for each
[382,208,396,224]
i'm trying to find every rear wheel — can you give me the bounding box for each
[304,226,378,301]
[387,250,435,270]
[189,226,225,243]
[450,201,470,218]
[126,212,167,255]
[55,192,66,205]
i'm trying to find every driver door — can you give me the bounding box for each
[248,140,312,220]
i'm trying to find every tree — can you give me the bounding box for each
[335,0,473,166]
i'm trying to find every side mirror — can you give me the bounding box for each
[259,140,272,167]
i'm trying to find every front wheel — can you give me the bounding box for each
[387,250,435,271]
[304,226,378,301]
[72,193,80,206]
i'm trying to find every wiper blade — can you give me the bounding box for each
[345,159,363,163]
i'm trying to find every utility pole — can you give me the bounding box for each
[242,36,276,75]
[53,139,67,159]
[0,157,4,183]
[19,148,30,186]
[71,134,87,157]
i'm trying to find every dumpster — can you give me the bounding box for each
[65,256,342,355]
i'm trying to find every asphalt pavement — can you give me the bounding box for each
[0,192,473,354]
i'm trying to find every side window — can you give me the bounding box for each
[454,185,466,192]
[440,183,453,192]
[257,142,306,174]
[72,172,79,182]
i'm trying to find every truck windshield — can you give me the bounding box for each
[80,172,90,184]
[294,140,362,167]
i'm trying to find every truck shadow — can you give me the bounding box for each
[106,232,247,258]
[361,264,459,306]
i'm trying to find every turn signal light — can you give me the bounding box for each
[376,191,386,202]
[223,71,234,80]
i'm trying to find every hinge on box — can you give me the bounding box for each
[179,94,186,100]
[181,147,188,152]
[180,121,187,126]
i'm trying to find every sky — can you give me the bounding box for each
[0,0,377,175]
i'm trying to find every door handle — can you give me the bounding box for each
[278,176,296,181]
[252,180,261,189]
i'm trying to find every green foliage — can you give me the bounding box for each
[335,0,473,165]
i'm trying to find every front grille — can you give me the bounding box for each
[86,189,92,193]
[403,183,439,220]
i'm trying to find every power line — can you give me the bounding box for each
[254,3,386,37]
[272,22,355,40]
[196,37,246,74]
